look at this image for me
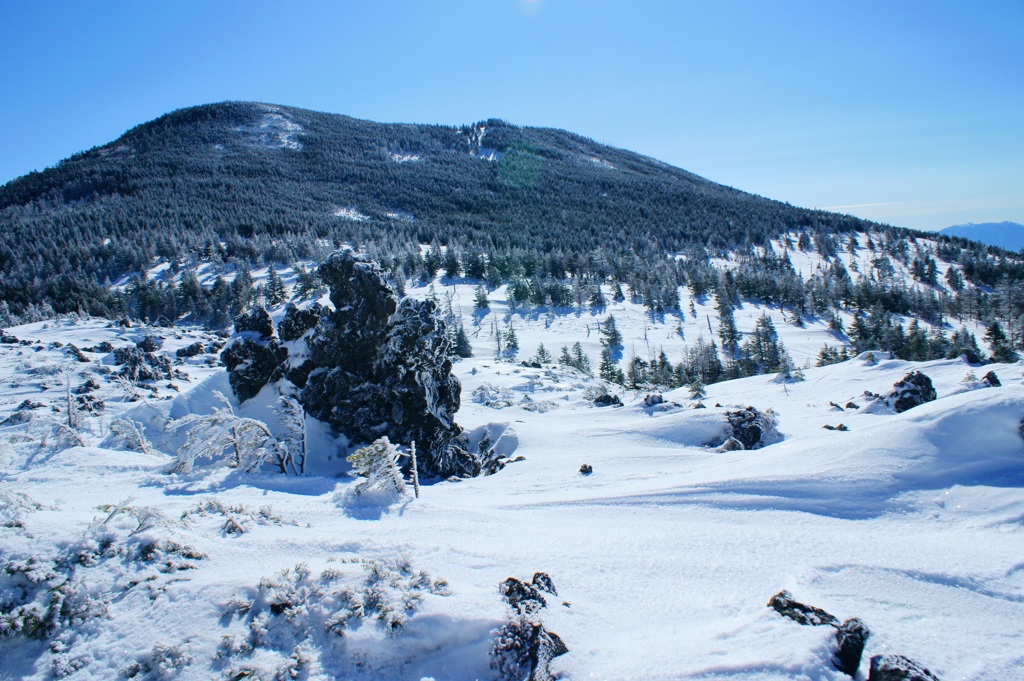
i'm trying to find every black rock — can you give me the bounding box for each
[176,342,205,358]
[832,618,870,676]
[531,572,557,596]
[300,252,475,479]
[767,590,839,626]
[75,394,105,414]
[592,393,622,407]
[981,370,1001,387]
[869,654,940,681]
[520,360,542,369]
[0,331,19,344]
[135,335,164,352]
[845,402,859,410]
[73,379,100,395]
[724,407,779,450]
[500,577,548,615]
[64,343,90,362]
[278,303,322,342]
[233,306,275,340]
[84,341,114,353]
[882,372,937,413]
[221,337,287,403]
[113,346,172,382]
[579,464,593,475]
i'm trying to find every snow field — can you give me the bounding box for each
[1,300,1023,679]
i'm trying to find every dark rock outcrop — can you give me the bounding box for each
[113,346,172,382]
[981,370,1000,387]
[300,252,474,479]
[135,335,164,352]
[592,393,622,407]
[882,372,937,413]
[832,618,870,676]
[579,464,593,475]
[176,342,205,358]
[724,406,780,450]
[221,337,287,403]
[233,306,274,340]
[869,654,940,681]
[767,590,838,626]
[277,303,322,342]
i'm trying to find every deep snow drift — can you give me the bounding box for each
[1,305,1023,680]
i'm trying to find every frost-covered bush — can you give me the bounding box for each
[1,502,203,677]
[181,499,294,537]
[216,558,449,678]
[106,418,155,455]
[347,437,406,497]
[167,393,277,473]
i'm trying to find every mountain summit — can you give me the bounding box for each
[0,101,873,315]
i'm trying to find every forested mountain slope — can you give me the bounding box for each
[0,101,886,312]
[1,102,1023,368]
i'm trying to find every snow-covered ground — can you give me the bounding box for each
[1,304,1023,679]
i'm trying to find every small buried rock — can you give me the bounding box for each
[869,654,940,681]
[579,464,593,476]
[767,590,839,627]
[845,402,859,410]
[832,618,870,677]
[643,393,664,407]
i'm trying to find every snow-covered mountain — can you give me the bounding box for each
[938,221,1024,251]
[2,264,1022,680]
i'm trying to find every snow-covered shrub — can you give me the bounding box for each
[474,382,515,409]
[181,499,294,537]
[167,393,277,473]
[217,558,449,677]
[490,573,567,681]
[105,418,155,455]
[272,394,308,475]
[347,437,406,496]
[121,643,192,679]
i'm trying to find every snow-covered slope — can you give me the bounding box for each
[1,310,1023,680]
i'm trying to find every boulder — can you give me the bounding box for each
[579,464,593,476]
[277,303,322,342]
[869,654,940,681]
[176,342,205,358]
[221,337,287,403]
[725,407,780,449]
[882,372,936,413]
[832,618,870,676]
[593,393,622,407]
[644,393,665,407]
[981,370,1001,387]
[233,306,274,340]
[135,335,164,352]
[113,346,172,383]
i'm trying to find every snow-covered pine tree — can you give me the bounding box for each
[346,437,406,496]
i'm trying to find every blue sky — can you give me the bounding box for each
[1,0,1021,231]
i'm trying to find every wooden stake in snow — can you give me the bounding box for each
[410,440,421,499]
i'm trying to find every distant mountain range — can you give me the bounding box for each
[938,221,1024,251]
